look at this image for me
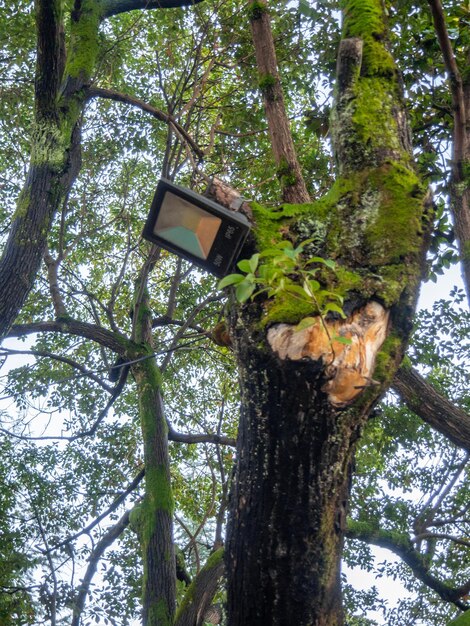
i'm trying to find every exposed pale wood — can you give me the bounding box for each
[267,302,390,407]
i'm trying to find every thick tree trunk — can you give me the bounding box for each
[226,312,370,625]
[225,1,431,624]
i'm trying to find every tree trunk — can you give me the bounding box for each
[132,259,176,626]
[225,0,431,623]
[226,311,373,625]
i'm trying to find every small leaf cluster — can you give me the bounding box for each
[218,240,347,327]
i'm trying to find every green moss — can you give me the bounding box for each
[365,162,425,265]
[129,503,143,534]
[148,599,172,626]
[65,0,102,80]
[258,72,276,91]
[352,79,400,150]
[448,611,470,626]
[146,465,174,514]
[341,0,395,76]
[463,240,470,262]
[262,292,315,327]
[373,332,401,384]
[247,0,268,20]
[175,548,224,621]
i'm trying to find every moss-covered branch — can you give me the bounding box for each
[346,520,469,609]
[174,548,224,626]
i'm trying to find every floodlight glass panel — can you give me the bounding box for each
[153,191,222,260]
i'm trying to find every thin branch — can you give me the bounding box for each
[411,532,470,550]
[0,347,113,393]
[71,509,131,626]
[50,469,145,552]
[102,0,205,19]
[86,86,203,158]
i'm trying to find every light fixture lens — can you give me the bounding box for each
[153,191,222,260]
[143,179,251,277]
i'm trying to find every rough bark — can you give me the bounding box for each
[248,0,310,204]
[226,315,359,625]
[0,0,93,340]
[225,1,431,624]
[131,261,176,626]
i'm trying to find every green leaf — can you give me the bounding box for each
[236,281,256,302]
[306,256,336,270]
[249,253,260,273]
[237,259,252,273]
[294,317,318,331]
[217,273,245,289]
[324,302,347,318]
[303,279,320,296]
[333,335,352,345]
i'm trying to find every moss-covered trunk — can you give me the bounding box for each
[133,360,176,626]
[131,265,176,626]
[0,0,101,338]
[225,1,431,624]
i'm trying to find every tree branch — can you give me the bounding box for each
[51,469,144,552]
[346,521,469,609]
[86,86,203,158]
[8,320,130,355]
[71,509,131,626]
[247,0,310,203]
[101,0,206,19]
[428,0,470,304]
[392,365,470,453]
[35,0,64,120]
[0,346,113,393]
[168,425,236,447]
[174,548,225,626]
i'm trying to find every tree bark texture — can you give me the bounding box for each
[226,315,361,625]
[0,0,94,339]
[248,0,310,204]
[132,265,176,626]
[226,1,431,624]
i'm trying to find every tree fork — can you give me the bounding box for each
[225,0,431,624]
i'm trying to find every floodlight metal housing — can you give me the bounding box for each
[142,179,251,277]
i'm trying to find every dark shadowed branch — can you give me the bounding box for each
[101,0,206,19]
[9,320,129,354]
